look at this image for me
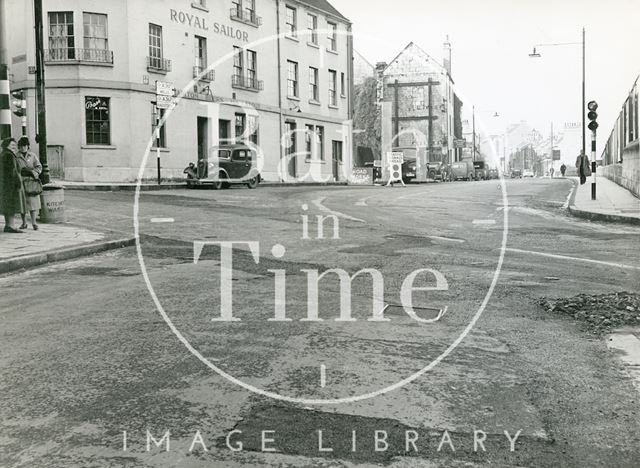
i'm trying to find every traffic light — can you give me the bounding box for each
[11,90,26,118]
[587,101,598,132]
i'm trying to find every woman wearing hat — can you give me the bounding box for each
[0,138,26,233]
[15,136,43,230]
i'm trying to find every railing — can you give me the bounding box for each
[193,66,215,82]
[44,48,114,64]
[230,7,262,26]
[147,56,172,73]
[232,74,263,91]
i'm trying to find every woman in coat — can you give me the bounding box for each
[15,137,42,230]
[0,138,26,233]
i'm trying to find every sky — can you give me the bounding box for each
[334,0,640,140]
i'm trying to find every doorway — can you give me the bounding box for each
[219,119,230,145]
[285,121,297,179]
[332,140,342,181]
[197,117,208,178]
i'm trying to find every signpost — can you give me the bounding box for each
[349,167,373,185]
[386,151,404,186]
[154,81,174,184]
[454,139,466,149]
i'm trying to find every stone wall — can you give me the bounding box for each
[600,142,640,198]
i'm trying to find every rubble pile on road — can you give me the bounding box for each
[539,292,640,334]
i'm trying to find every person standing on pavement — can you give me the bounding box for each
[0,138,27,233]
[15,137,42,231]
[575,150,591,185]
[560,164,567,177]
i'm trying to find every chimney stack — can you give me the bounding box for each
[443,35,452,77]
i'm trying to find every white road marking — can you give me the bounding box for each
[150,218,175,223]
[506,248,640,271]
[320,364,326,388]
[312,198,366,223]
[427,236,465,243]
[473,219,496,225]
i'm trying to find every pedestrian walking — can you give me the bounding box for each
[15,137,43,230]
[560,164,567,177]
[575,150,591,185]
[0,138,27,233]
[550,167,555,178]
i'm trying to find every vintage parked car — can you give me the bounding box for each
[427,161,448,181]
[402,158,418,183]
[473,161,489,180]
[523,169,535,178]
[450,160,475,181]
[510,169,523,178]
[488,168,500,179]
[194,144,262,189]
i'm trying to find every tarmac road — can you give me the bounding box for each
[1,178,639,467]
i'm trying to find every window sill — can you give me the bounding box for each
[82,145,116,150]
[190,2,209,12]
[305,158,327,164]
[340,94,347,99]
[326,48,339,55]
[285,35,299,42]
[308,99,321,106]
[307,41,319,49]
[287,95,301,102]
[328,104,339,110]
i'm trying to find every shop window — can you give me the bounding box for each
[85,96,111,145]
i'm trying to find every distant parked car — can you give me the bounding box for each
[488,168,499,179]
[402,158,417,183]
[523,169,535,178]
[450,161,475,181]
[510,169,522,178]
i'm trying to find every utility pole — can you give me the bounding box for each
[0,0,11,139]
[472,105,476,162]
[427,77,433,163]
[550,121,554,176]
[34,0,50,184]
[582,27,585,156]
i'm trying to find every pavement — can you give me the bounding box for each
[0,220,135,274]
[568,175,640,225]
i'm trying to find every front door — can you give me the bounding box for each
[219,119,230,144]
[197,117,208,178]
[285,121,297,179]
[332,140,342,181]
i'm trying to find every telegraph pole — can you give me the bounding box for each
[0,0,11,140]
[472,105,476,161]
[34,0,50,184]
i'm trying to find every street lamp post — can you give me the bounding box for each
[529,27,586,156]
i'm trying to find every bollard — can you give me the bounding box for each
[39,183,65,223]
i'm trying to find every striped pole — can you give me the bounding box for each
[0,64,11,140]
[591,130,596,200]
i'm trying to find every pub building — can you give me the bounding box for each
[3,0,354,183]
